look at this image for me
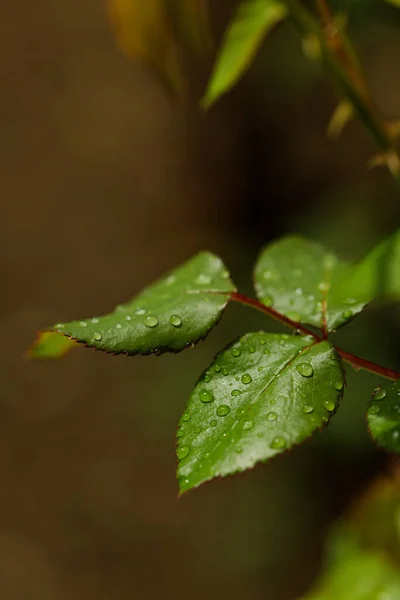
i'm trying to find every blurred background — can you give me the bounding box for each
[1,1,400,598]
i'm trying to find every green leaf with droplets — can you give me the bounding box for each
[254,236,354,331]
[29,252,236,358]
[177,332,344,493]
[254,232,400,332]
[367,381,400,454]
[301,549,400,600]
[202,0,287,109]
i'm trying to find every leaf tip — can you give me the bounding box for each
[28,330,77,360]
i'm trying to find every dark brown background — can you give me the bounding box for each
[1,1,400,598]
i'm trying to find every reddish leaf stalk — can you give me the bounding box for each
[230,292,400,382]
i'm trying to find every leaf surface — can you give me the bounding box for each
[367,381,400,454]
[254,236,353,331]
[177,333,344,492]
[30,252,235,358]
[202,0,287,108]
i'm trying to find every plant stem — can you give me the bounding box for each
[231,292,321,340]
[285,0,400,177]
[336,348,400,381]
[230,292,400,381]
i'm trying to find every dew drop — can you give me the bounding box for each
[144,315,159,328]
[243,420,254,431]
[55,323,65,329]
[263,270,272,280]
[169,315,182,328]
[342,310,353,319]
[135,308,146,316]
[182,413,191,423]
[126,315,132,321]
[262,296,273,307]
[176,429,184,438]
[368,403,380,415]
[203,374,211,383]
[231,348,241,357]
[177,445,190,460]
[231,389,241,397]
[344,297,357,306]
[196,274,212,285]
[210,419,217,427]
[216,404,231,417]
[296,362,314,377]
[295,287,303,296]
[221,269,230,280]
[241,374,252,385]
[258,366,264,372]
[334,380,344,391]
[324,400,336,412]
[263,348,270,355]
[373,387,387,400]
[270,436,287,450]
[91,318,99,324]
[194,426,202,434]
[318,281,329,292]
[222,368,229,376]
[287,311,301,322]
[214,365,221,373]
[267,412,278,422]
[165,275,176,286]
[93,331,102,341]
[79,321,88,328]
[249,346,256,354]
[116,323,122,329]
[302,405,314,414]
[200,389,214,403]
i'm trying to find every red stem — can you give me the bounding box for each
[230,292,400,382]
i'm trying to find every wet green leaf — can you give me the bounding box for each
[253,236,352,331]
[29,331,78,359]
[254,232,400,332]
[177,333,344,492]
[202,0,287,108]
[367,381,400,454]
[30,252,236,358]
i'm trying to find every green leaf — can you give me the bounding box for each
[367,381,400,454]
[177,332,344,492]
[28,331,78,359]
[108,0,182,95]
[301,549,400,600]
[202,0,287,108]
[254,233,400,332]
[334,229,400,308]
[30,252,236,358]
[254,236,353,331]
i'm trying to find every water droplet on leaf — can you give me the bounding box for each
[93,332,102,341]
[210,419,217,427]
[334,380,343,391]
[216,405,231,417]
[270,436,287,450]
[231,348,241,357]
[324,400,335,412]
[241,374,252,385]
[373,387,387,400]
[170,315,182,328]
[267,412,278,421]
[177,445,190,460]
[144,315,159,328]
[368,403,380,415]
[296,362,314,377]
[200,390,214,403]
[182,413,191,422]
[231,389,241,397]
[80,321,87,328]
[302,405,314,414]
[243,420,254,431]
